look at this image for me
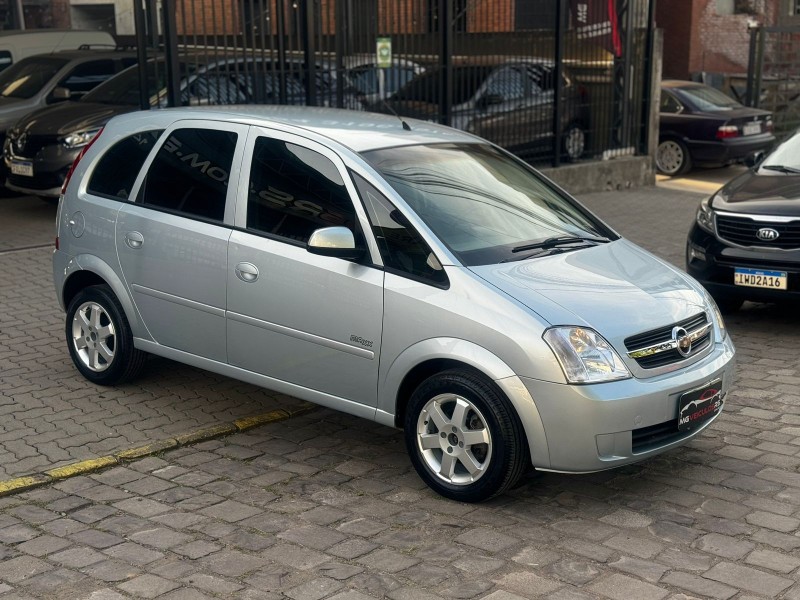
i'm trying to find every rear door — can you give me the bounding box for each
[226,127,384,408]
[116,120,248,362]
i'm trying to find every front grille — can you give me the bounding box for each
[7,134,58,159]
[716,214,800,250]
[632,418,680,453]
[625,313,711,369]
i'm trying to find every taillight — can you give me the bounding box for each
[61,127,104,195]
[765,119,774,133]
[716,125,739,139]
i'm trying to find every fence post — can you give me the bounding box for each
[161,0,181,108]
[753,26,765,109]
[335,0,346,108]
[639,0,658,156]
[552,0,566,168]
[438,0,452,126]
[300,0,317,107]
[133,0,149,111]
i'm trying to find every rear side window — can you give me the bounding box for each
[138,128,237,222]
[352,172,447,286]
[246,137,357,244]
[87,129,163,201]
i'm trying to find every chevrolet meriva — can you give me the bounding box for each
[53,107,735,501]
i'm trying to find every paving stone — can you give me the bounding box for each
[71,505,119,524]
[588,573,669,600]
[117,574,181,598]
[704,562,793,596]
[695,533,755,559]
[278,524,347,550]
[660,572,737,599]
[744,511,800,533]
[358,548,420,573]
[744,548,800,574]
[181,573,244,595]
[455,527,520,553]
[200,550,269,577]
[112,497,171,518]
[81,559,141,583]
[103,542,164,565]
[316,562,365,581]
[493,571,563,596]
[49,547,107,568]
[609,556,668,583]
[69,529,125,549]
[599,509,653,528]
[327,538,380,560]
[15,535,72,557]
[335,518,389,537]
[173,540,221,559]
[0,556,53,583]
[129,528,192,549]
[0,524,39,544]
[549,558,602,585]
[284,576,344,600]
[603,533,664,559]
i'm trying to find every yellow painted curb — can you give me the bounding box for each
[0,474,51,497]
[116,439,178,460]
[175,423,236,446]
[45,456,118,480]
[0,403,318,497]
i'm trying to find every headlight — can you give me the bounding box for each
[696,197,715,234]
[705,294,727,341]
[62,128,102,149]
[543,326,631,384]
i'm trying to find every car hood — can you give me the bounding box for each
[469,239,707,345]
[711,169,800,216]
[12,102,137,136]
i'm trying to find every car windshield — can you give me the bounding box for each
[0,56,69,99]
[677,85,741,112]
[392,66,494,105]
[760,130,800,171]
[363,143,611,266]
[82,59,195,106]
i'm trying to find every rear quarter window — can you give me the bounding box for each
[87,129,164,201]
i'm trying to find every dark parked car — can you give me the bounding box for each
[687,129,800,311]
[657,80,775,176]
[3,54,317,199]
[374,58,588,161]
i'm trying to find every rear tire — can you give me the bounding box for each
[562,122,586,162]
[404,369,528,502]
[65,285,146,385]
[656,138,692,175]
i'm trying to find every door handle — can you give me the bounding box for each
[125,231,144,249]
[235,262,259,283]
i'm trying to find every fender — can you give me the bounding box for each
[377,337,551,469]
[65,254,153,342]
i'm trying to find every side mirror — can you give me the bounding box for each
[745,151,765,168]
[477,93,505,110]
[51,87,71,102]
[307,226,365,260]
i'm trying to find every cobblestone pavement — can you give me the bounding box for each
[2,186,800,599]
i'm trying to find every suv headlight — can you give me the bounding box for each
[62,128,102,149]
[543,326,631,384]
[696,197,715,234]
[705,294,727,341]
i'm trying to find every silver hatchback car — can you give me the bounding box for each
[53,107,735,502]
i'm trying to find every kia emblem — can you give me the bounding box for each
[756,227,779,241]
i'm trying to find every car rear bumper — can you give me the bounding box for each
[687,133,775,165]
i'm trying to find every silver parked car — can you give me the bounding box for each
[53,106,735,502]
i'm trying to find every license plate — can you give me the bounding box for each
[742,122,761,136]
[678,379,723,432]
[9,160,32,177]
[734,267,787,290]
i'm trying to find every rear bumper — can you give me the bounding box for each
[687,133,775,165]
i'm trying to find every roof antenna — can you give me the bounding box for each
[381,99,411,131]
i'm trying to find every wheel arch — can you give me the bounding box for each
[61,255,150,341]
[378,338,551,469]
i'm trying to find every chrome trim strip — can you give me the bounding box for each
[131,284,225,318]
[715,210,800,224]
[226,311,375,360]
[627,323,712,359]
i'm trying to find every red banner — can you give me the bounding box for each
[570,0,622,57]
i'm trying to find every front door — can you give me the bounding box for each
[226,127,384,407]
[116,121,247,362]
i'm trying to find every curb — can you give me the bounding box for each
[0,402,317,498]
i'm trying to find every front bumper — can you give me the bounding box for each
[519,334,735,472]
[4,140,77,198]
[687,223,800,303]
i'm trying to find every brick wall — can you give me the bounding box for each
[656,0,695,79]
[176,0,241,36]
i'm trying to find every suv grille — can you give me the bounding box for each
[716,214,800,250]
[624,313,711,369]
[8,134,58,159]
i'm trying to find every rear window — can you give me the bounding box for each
[88,129,164,201]
[0,56,69,99]
[676,85,741,112]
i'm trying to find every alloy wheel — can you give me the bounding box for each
[71,301,116,372]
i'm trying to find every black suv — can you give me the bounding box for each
[687,129,800,311]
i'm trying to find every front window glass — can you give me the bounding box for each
[82,60,195,106]
[484,67,525,101]
[677,85,741,111]
[660,91,682,113]
[0,56,69,99]
[363,143,611,266]
[760,131,800,171]
[392,66,493,105]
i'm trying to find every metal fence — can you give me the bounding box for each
[744,26,800,141]
[134,0,656,167]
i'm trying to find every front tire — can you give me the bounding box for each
[65,285,146,385]
[563,122,586,162]
[656,138,692,175]
[404,369,528,502]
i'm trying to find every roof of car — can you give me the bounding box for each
[159,105,479,153]
[661,80,710,90]
[50,48,137,60]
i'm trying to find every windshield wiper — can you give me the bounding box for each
[761,165,800,174]
[511,235,610,254]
